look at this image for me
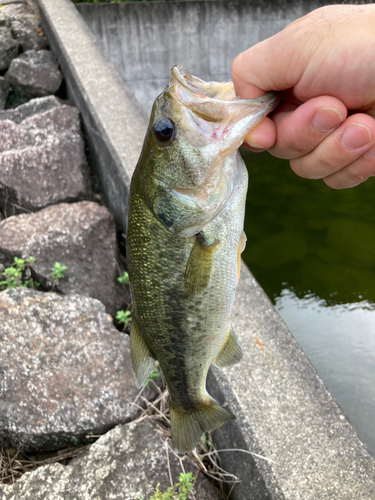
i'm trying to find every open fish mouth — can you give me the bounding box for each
[168,65,279,150]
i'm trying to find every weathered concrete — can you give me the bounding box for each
[77,0,333,114]
[36,0,147,234]
[207,262,375,499]
[33,1,375,498]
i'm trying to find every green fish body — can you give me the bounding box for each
[127,67,278,453]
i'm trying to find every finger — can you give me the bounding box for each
[231,34,304,98]
[323,153,375,189]
[268,96,347,159]
[290,114,375,180]
[243,117,276,151]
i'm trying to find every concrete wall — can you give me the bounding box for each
[76,0,334,113]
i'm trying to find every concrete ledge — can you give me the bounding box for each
[36,0,148,232]
[208,262,375,498]
[35,1,375,498]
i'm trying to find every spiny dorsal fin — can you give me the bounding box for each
[170,396,235,454]
[212,327,243,368]
[130,316,155,388]
[185,237,217,296]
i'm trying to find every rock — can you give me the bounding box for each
[0,420,223,499]
[0,1,27,5]
[0,26,19,71]
[0,77,10,109]
[4,49,63,101]
[0,288,138,451]
[0,99,91,213]
[11,18,48,52]
[0,94,60,123]
[0,202,128,315]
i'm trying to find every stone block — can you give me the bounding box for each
[0,420,223,499]
[0,77,10,109]
[0,201,129,315]
[0,288,138,451]
[0,98,90,214]
[4,49,63,101]
[0,26,19,71]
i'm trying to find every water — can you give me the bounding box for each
[241,149,375,456]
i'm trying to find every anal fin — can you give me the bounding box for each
[130,316,155,388]
[185,236,217,296]
[212,327,243,367]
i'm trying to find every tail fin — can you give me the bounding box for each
[170,397,235,454]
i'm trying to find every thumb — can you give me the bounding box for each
[231,31,304,99]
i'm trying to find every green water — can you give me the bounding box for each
[242,149,375,455]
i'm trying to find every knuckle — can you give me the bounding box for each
[290,157,325,179]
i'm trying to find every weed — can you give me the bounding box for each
[117,271,129,285]
[146,365,160,386]
[139,472,193,500]
[0,257,37,291]
[0,258,68,292]
[116,310,131,325]
[50,262,68,282]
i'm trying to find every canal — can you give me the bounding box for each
[242,148,375,456]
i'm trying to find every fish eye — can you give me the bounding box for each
[154,118,176,143]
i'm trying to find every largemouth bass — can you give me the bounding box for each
[127,66,277,453]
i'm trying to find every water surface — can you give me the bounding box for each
[241,149,375,455]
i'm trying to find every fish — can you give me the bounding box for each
[126,66,278,454]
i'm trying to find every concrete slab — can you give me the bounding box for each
[36,0,147,233]
[208,262,375,499]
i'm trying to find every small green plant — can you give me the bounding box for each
[0,257,37,290]
[117,271,129,285]
[116,309,131,324]
[139,472,193,500]
[144,364,160,387]
[176,472,193,500]
[50,262,68,283]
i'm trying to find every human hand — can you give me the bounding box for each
[231,4,375,188]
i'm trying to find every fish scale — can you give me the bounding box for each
[127,66,278,453]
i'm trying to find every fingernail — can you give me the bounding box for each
[342,124,371,150]
[312,107,343,132]
[245,141,265,150]
[364,145,375,159]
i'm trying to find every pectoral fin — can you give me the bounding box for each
[185,237,217,296]
[213,327,243,367]
[130,316,155,388]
